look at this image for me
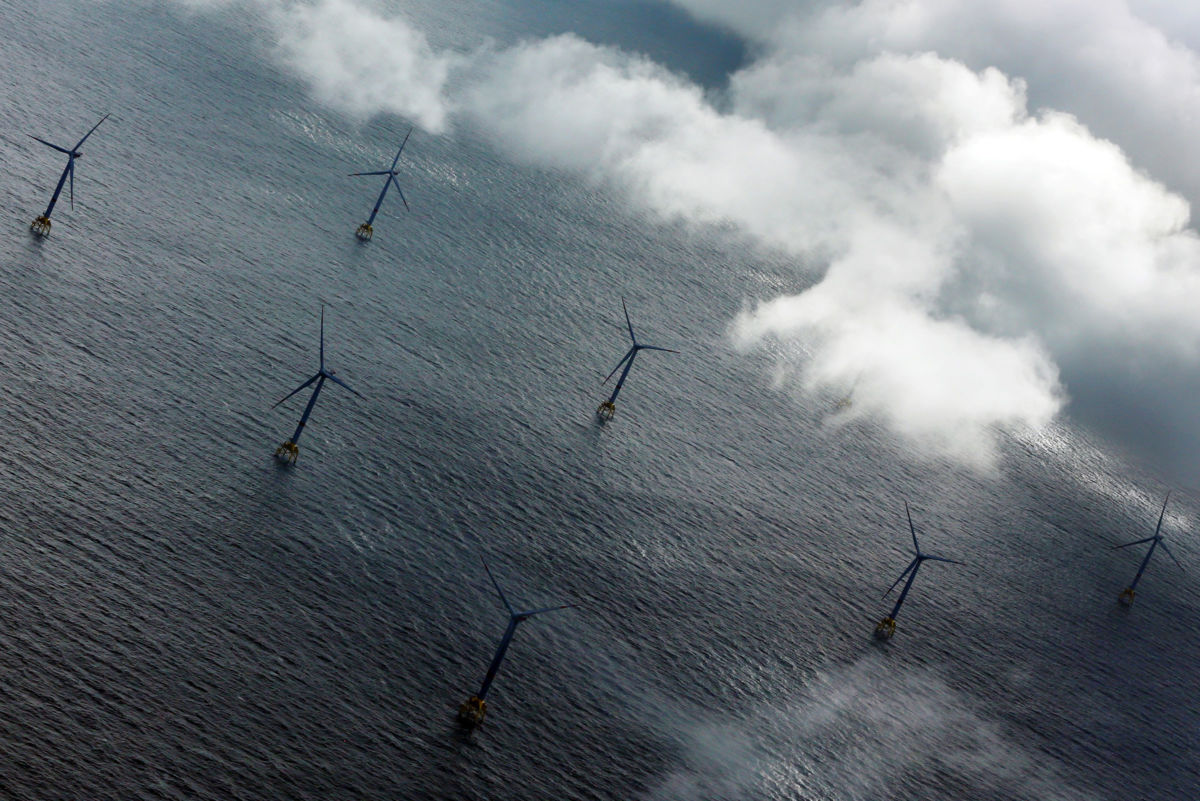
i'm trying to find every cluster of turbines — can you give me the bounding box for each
[26,116,412,242]
[23,115,1188,729]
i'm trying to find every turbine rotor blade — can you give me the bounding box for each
[602,348,635,384]
[923,555,963,565]
[325,372,362,398]
[391,126,413,170]
[905,501,919,555]
[28,135,72,154]
[1154,492,1170,538]
[73,113,109,151]
[1160,540,1184,569]
[319,305,325,372]
[272,373,320,408]
[883,558,919,598]
[393,177,410,211]
[350,170,392,176]
[621,298,636,344]
[520,603,578,618]
[69,160,75,209]
[1112,536,1158,550]
[481,557,514,615]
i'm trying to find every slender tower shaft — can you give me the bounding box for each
[366,179,391,226]
[1129,539,1160,591]
[290,376,326,445]
[44,161,73,217]
[607,351,638,405]
[888,561,922,621]
[477,616,520,701]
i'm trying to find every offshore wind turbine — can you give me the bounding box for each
[272,305,362,463]
[28,113,109,236]
[874,502,962,639]
[596,299,678,421]
[458,559,576,727]
[1113,493,1183,606]
[350,128,412,241]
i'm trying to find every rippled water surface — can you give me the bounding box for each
[0,1,1196,798]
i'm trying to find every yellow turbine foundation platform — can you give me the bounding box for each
[275,441,299,463]
[457,696,486,727]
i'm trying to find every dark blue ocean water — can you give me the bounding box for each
[0,1,1196,798]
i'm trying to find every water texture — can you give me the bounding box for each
[0,1,1195,798]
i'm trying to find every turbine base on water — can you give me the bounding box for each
[457,695,487,727]
[1119,587,1136,606]
[596,401,615,421]
[274,441,299,464]
[355,223,373,241]
[30,216,51,237]
[874,617,897,639]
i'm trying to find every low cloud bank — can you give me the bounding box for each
[163,0,1200,471]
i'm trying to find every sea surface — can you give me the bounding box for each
[0,1,1196,798]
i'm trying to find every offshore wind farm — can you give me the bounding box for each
[0,0,1198,800]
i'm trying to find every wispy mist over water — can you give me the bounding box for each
[643,656,1097,801]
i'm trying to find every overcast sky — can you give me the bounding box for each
[169,0,1200,478]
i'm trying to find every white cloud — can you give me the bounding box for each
[733,231,1065,468]
[154,0,455,132]
[271,0,454,132]
[937,111,1200,354]
[731,51,1027,154]
[461,35,857,254]
[774,0,1200,209]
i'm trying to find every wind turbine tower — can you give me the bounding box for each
[458,559,575,728]
[28,114,109,236]
[874,502,962,639]
[596,299,678,421]
[350,128,412,241]
[272,305,362,463]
